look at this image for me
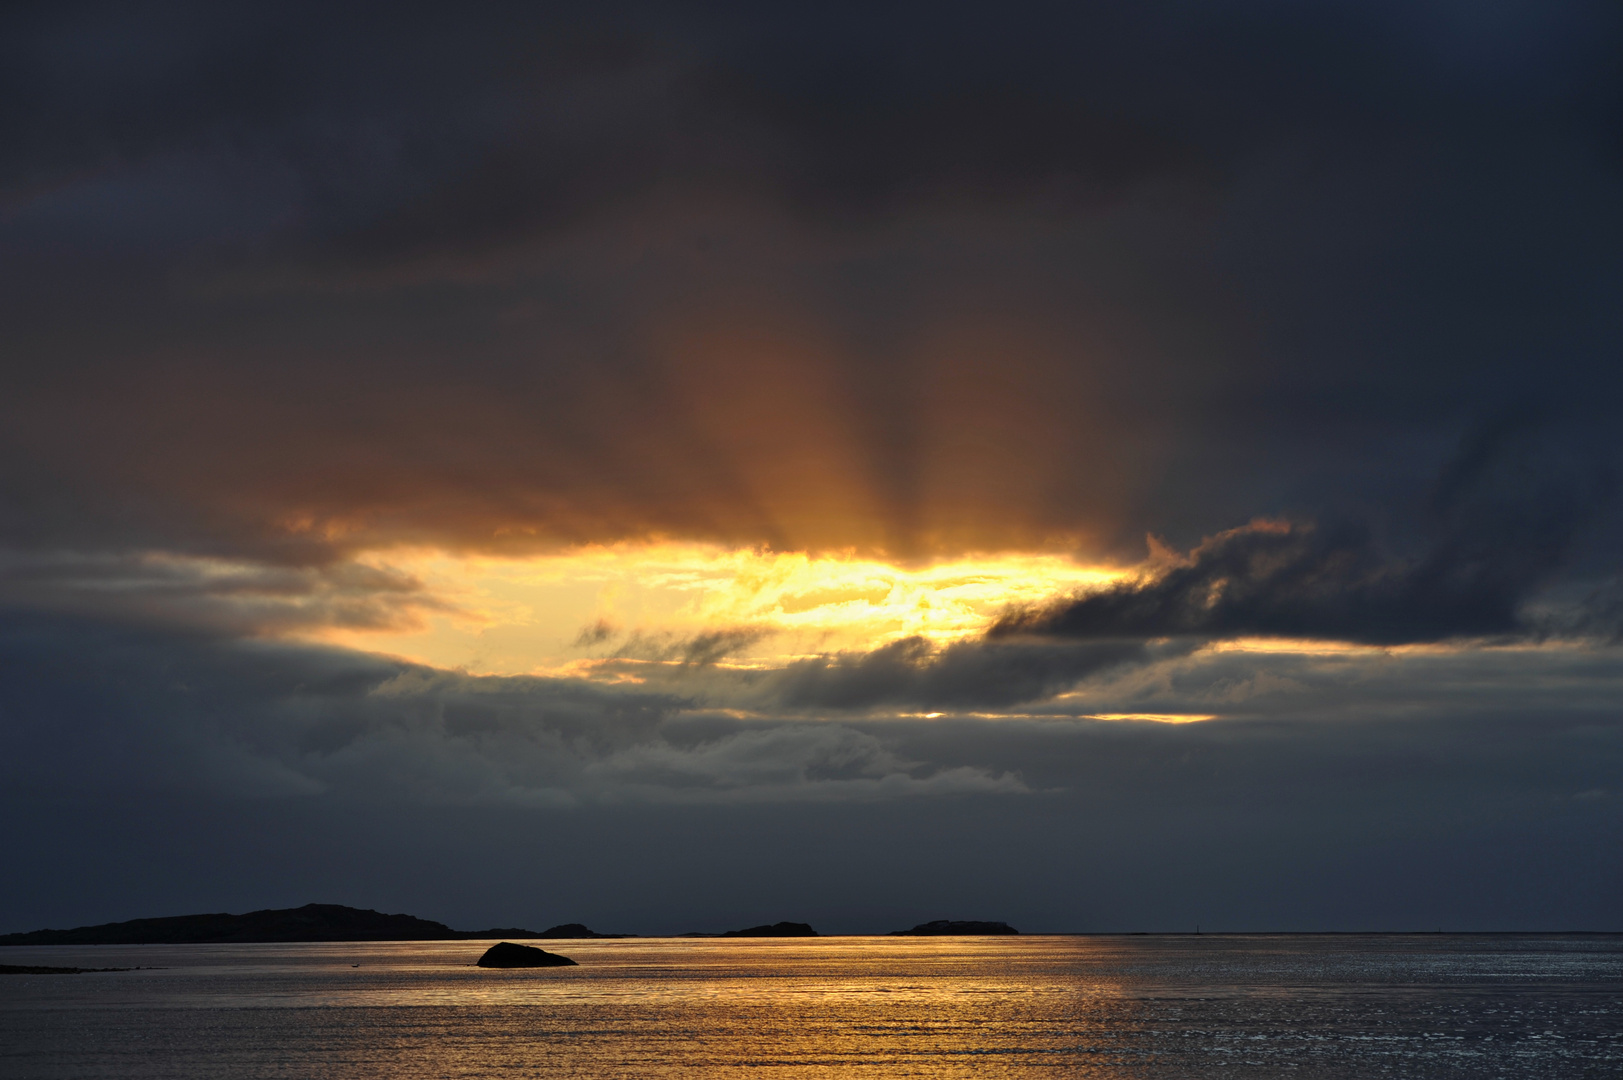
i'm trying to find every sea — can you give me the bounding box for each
[1,934,1619,1078]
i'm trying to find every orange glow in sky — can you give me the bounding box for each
[311,542,1127,676]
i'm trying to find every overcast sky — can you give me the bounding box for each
[2,0,1620,934]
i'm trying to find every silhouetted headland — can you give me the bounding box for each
[723,922,818,937]
[1,964,134,974]
[475,942,577,968]
[891,920,1019,935]
[0,904,577,946]
[536,923,630,938]
[680,922,819,937]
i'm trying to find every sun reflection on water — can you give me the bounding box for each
[4,936,1618,1077]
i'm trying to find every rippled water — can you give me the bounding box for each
[2,935,1619,1077]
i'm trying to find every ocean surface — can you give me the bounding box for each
[1,934,1619,1078]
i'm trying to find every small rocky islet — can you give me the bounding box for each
[475,942,578,968]
[890,920,1019,935]
[722,922,818,937]
[2,907,1021,974]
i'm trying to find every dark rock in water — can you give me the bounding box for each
[476,942,577,968]
[890,920,1018,936]
[722,922,819,937]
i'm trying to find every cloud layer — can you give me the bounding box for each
[1,1,1619,564]
[3,1,1622,932]
[2,608,1618,932]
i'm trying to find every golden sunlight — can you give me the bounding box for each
[1083,713,1217,724]
[310,542,1125,676]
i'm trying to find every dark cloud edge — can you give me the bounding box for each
[987,518,1622,649]
[990,416,1620,649]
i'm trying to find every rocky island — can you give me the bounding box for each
[680,921,819,937]
[534,923,629,938]
[890,920,1019,935]
[475,942,577,968]
[0,904,567,946]
[723,922,818,937]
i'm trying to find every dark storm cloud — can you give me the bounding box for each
[4,1,1623,935]
[0,548,442,635]
[992,516,1562,646]
[995,415,1616,644]
[2,609,1619,933]
[0,611,1018,806]
[605,626,773,668]
[0,2,1202,268]
[17,595,1615,823]
[765,635,1176,710]
[1,0,1619,563]
[1544,578,1623,643]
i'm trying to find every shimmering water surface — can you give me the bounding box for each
[2,935,1619,1077]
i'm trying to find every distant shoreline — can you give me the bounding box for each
[9,928,1610,941]
[0,964,136,974]
[5,911,1617,949]
[0,904,613,948]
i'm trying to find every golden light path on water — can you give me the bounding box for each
[9,936,1617,1076]
[311,542,1127,678]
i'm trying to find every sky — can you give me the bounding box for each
[2,0,1620,935]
